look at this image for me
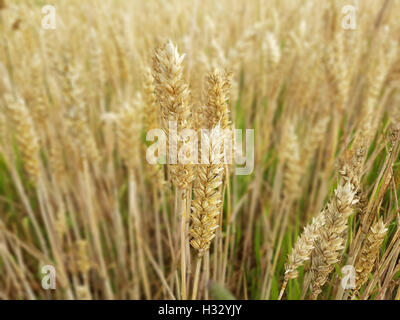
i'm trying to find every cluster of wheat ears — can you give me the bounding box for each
[0,0,400,300]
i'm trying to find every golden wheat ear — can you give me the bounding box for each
[189,69,232,299]
[152,40,195,300]
[309,182,358,300]
[152,40,194,190]
[5,95,40,185]
[354,219,388,291]
[279,210,325,299]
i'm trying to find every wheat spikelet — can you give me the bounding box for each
[5,95,40,183]
[309,182,358,299]
[354,219,387,291]
[152,40,194,190]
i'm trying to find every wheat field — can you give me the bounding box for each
[0,0,400,300]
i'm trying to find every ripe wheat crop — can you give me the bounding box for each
[0,0,399,300]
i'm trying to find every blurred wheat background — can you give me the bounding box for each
[0,0,400,300]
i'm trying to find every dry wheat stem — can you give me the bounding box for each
[117,100,151,299]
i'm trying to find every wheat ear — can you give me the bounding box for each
[309,182,358,300]
[279,210,325,299]
[5,95,40,184]
[143,66,165,188]
[62,64,100,164]
[281,120,302,200]
[190,69,230,299]
[263,32,281,70]
[354,219,388,291]
[152,40,194,299]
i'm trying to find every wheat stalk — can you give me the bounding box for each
[117,96,152,299]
